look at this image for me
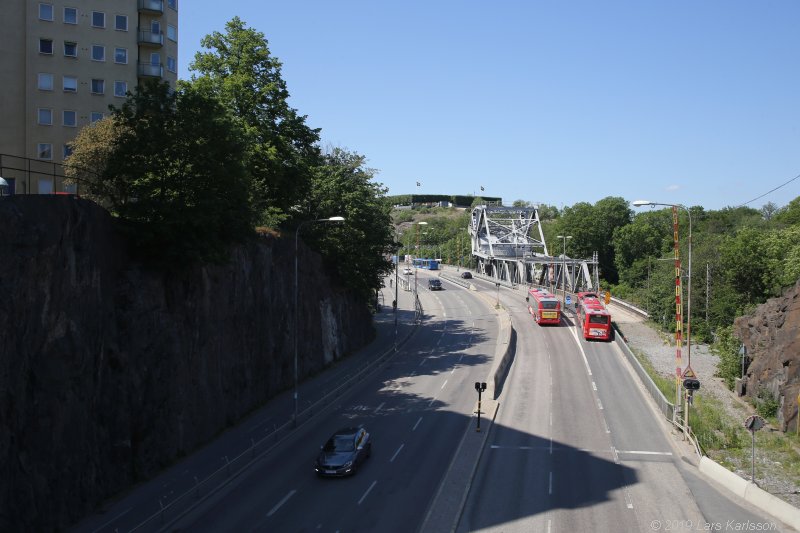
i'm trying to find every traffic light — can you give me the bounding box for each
[683,378,700,391]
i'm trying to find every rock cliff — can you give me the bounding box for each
[0,196,373,531]
[735,278,800,433]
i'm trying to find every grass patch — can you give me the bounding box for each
[628,346,676,404]
[687,393,745,453]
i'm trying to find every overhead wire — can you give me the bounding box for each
[738,172,800,207]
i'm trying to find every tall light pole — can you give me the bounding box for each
[633,200,693,424]
[556,235,572,303]
[414,221,428,296]
[294,216,344,426]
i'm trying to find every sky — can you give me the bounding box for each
[178,1,800,212]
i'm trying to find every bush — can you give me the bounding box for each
[712,325,742,390]
[755,387,780,418]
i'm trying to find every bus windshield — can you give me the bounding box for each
[589,315,609,325]
[541,301,559,310]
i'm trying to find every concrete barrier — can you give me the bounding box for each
[699,457,800,530]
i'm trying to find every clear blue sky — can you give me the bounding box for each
[179,1,800,211]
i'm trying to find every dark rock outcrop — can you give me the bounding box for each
[735,278,800,433]
[0,196,373,531]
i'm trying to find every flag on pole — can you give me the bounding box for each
[416,181,421,187]
[480,186,484,191]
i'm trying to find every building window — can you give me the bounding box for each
[114,48,127,64]
[63,75,78,92]
[115,14,128,31]
[64,7,77,24]
[39,3,54,21]
[91,45,105,61]
[167,0,177,10]
[167,25,177,42]
[39,39,54,55]
[167,56,176,73]
[91,112,104,123]
[114,80,127,97]
[38,108,53,125]
[63,110,77,127]
[92,11,105,28]
[39,177,54,194]
[38,73,54,91]
[63,144,74,159]
[64,41,77,58]
[38,143,53,160]
[91,79,105,94]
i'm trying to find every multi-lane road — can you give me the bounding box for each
[75,268,790,532]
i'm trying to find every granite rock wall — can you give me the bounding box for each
[0,196,373,531]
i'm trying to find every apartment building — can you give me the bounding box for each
[0,0,179,194]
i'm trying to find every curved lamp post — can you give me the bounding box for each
[294,216,344,426]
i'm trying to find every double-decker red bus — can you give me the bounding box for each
[526,288,561,325]
[575,292,612,340]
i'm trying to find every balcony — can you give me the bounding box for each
[138,62,163,78]
[138,0,163,14]
[138,29,164,47]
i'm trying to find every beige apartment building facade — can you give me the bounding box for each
[0,0,178,195]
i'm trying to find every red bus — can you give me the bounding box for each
[526,288,561,325]
[575,292,612,340]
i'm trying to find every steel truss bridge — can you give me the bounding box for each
[469,204,599,292]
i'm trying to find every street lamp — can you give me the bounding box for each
[294,216,344,426]
[556,235,572,303]
[414,221,428,296]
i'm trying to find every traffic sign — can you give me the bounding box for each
[744,415,766,432]
[565,295,572,305]
[604,291,611,305]
[682,366,696,379]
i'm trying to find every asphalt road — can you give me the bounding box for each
[458,280,789,533]
[168,269,500,532]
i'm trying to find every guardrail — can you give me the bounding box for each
[612,324,703,459]
[131,308,423,531]
[609,296,649,319]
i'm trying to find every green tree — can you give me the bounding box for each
[103,81,252,263]
[775,196,800,226]
[189,17,322,227]
[302,148,394,303]
[64,116,130,206]
[554,197,632,283]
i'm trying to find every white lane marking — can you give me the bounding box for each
[450,367,456,375]
[375,402,385,414]
[390,443,405,462]
[592,381,597,391]
[597,399,604,410]
[549,471,553,495]
[548,519,552,533]
[412,417,422,431]
[428,396,438,407]
[358,480,377,505]
[267,489,296,517]
[611,448,635,509]
[569,326,593,376]
[616,450,673,456]
[441,379,448,390]
[91,507,132,533]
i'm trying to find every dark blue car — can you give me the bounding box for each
[315,427,371,476]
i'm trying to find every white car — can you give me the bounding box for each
[403,267,413,275]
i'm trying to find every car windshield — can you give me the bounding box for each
[325,435,355,452]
